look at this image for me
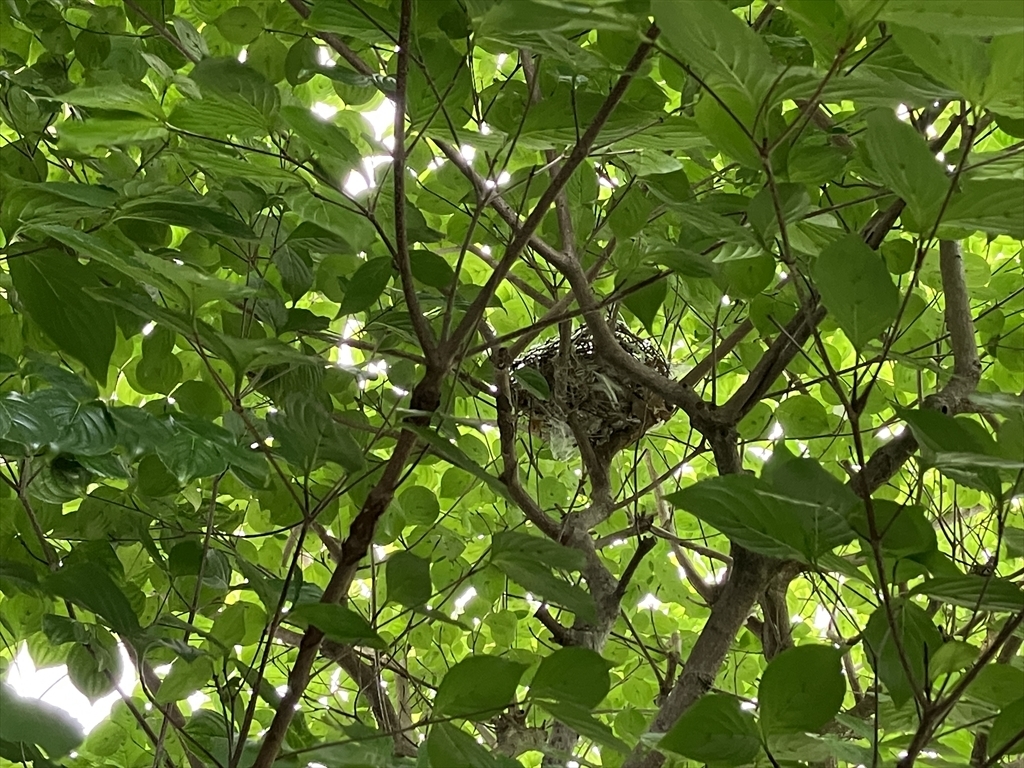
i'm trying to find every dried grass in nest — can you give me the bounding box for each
[511,323,675,459]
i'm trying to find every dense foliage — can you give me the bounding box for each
[1,0,1023,767]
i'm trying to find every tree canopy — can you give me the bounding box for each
[1,1,1023,767]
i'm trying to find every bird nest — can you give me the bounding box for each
[511,323,675,459]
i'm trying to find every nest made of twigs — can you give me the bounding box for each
[511,323,675,459]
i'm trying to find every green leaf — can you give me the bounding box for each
[812,234,900,350]
[849,500,937,559]
[898,407,1004,494]
[759,645,846,735]
[117,197,257,240]
[215,6,262,44]
[968,664,1024,708]
[528,647,610,709]
[427,723,503,768]
[9,249,115,384]
[410,249,455,289]
[512,366,551,401]
[47,563,141,636]
[58,117,167,150]
[940,179,1024,239]
[0,682,83,758]
[338,257,394,315]
[864,109,949,226]
[269,395,364,474]
[874,1,1024,36]
[433,655,528,720]
[386,551,432,608]
[660,693,761,766]
[863,599,942,708]
[622,273,668,335]
[155,656,214,705]
[536,700,631,754]
[411,427,511,501]
[287,603,386,649]
[989,696,1024,757]
[666,474,854,562]
[397,485,441,526]
[67,633,121,701]
[280,105,362,169]
[909,575,1024,613]
[653,0,777,109]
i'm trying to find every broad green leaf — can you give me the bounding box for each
[940,179,1024,239]
[512,366,551,401]
[58,117,167,150]
[759,645,846,735]
[863,110,949,226]
[660,693,761,766]
[287,603,386,649]
[812,234,900,350]
[46,563,141,636]
[410,249,455,289]
[666,474,854,562]
[9,249,115,383]
[411,427,512,501]
[491,532,587,573]
[898,407,1004,494]
[849,500,937,559]
[427,722,501,768]
[386,551,432,608]
[0,682,83,758]
[989,696,1024,757]
[967,665,1024,708]
[909,575,1024,613]
[653,0,777,108]
[863,599,943,708]
[397,485,440,526]
[67,633,121,702]
[215,6,262,44]
[536,701,631,754]
[155,656,214,704]
[338,258,394,315]
[528,647,610,709]
[269,395,364,474]
[622,272,668,335]
[433,655,528,720]
[874,1,1024,36]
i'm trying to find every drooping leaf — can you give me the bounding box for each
[0,682,83,758]
[287,603,386,649]
[909,575,1024,613]
[812,234,900,350]
[863,109,949,226]
[386,551,432,608]
[432,656,528,720]
[989,696,1024,757]
[338,258,395,315]
[759,645,846,735]
[46,563,141,636]
[528,647,610,709]
[9,250,115,383]
[660,693,761,766]
[863,599,943,708]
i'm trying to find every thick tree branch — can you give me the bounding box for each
[392,0,440,362]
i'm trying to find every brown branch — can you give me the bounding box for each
[252,375,443,767]
[442,24,661,356]
[937,240,982,402]
[285,0,374,77]
[391,0,439,362]
[122,0,198,64]
[274,627,418,757]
